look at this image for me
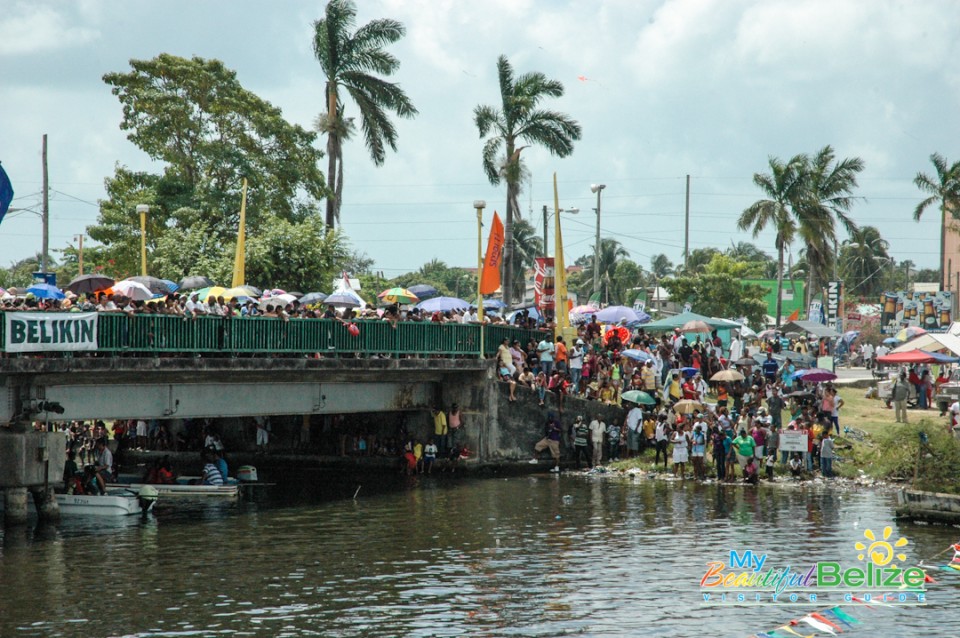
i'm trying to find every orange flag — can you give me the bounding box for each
[786,308,800,322]
[480,211,505,295]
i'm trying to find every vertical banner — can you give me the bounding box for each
[826,281,842,332]
[534,257,555,313]
[553,173,569,337]
[479,211,504,295]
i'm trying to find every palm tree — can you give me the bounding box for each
[313,0,418,229]
[649,254,675,279]
[508,219,543,303]
[914,153,960,290]
[582,238,629,304]
[474,55,582,310]
[839,226,890,297]
[794,146,863,306]
[738,154,806,325]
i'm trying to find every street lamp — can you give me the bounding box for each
[590,184,606,297]
[136,204,149,276]
[543,207,579,256]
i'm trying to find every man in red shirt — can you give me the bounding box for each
[554,336,569,374]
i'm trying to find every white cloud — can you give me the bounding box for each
[0,3,99,55]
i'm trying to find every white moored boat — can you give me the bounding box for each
[56,487,157,517]
[107,482,239,498]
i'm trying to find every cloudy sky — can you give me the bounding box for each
[2,0,959,284]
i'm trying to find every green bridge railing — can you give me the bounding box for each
[0,312,549,358]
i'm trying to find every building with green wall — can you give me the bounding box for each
[741,279,806,318]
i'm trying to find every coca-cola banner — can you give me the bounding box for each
[534,257,555,312]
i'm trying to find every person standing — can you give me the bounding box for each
[606,419,622,462]
[432,405,449,455]
[537,337,555,378]
[573,416,591,469]
[654,415,670,469]
[625,403,643,458]
[554,336,568,375]
[671,422,691,479]
[819,431,835,478]
[589,414,606,466]
[729,332,743,365]
[569,340,585,394]
[732,429,756,478]
[892,373,909,424]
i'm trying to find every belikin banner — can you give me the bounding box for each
[4,312,98,353]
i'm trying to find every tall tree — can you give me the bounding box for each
[839,226,890,297]
[581,238,629,304]
[914,153,960,290]
[313,0,417,228]
[507,218,543,303]
[662,255,768,327]
[738,154,806,325]
[649,254,675,279]
[794,146,863,305]
[102,54,326,234]
[474,55,581,310]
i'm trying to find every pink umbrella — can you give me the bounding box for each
[795,368,837,383]
[571,304,599,315]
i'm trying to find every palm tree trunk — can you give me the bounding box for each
[941,201,947,291]
[775,238,784,326]
[325,83,338,230]
[502,182,516,310]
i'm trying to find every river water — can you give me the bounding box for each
[0,471,957,638]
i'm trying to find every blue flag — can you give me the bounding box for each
[0,163,13,227]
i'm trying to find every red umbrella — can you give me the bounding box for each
[605,326,630,345]
[877,350,957,364]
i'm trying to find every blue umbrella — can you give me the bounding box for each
[299,292,328,306]
[882,337,901,345]
[160,279,179,293]
[842,330,861,344]
[594,305,650,324]
[26,283,65,300]
[408,284,439,300]
[622,349,653,362]
[681,367,699,377]
[415,296,471,312]
[477,298,506,310]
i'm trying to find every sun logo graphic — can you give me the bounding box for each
[855,526,908,568]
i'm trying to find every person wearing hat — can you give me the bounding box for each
[640,358,658,394]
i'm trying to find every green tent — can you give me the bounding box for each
[642,311,739,332]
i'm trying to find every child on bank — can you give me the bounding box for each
[423,439,437,474]
[765,453,776,481]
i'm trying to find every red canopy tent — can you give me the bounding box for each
[876,350,958,365]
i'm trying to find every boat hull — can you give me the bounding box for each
[56,492,149,517]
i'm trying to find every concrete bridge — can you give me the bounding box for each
[0,313,625,527]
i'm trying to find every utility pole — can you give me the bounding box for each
[75,235,84,276]
[590,184,606,297]
[542,204,549,258]
[41,133,49,275]
[684,174,690,271]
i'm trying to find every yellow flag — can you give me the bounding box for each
[553,173,569,338]
[232,178,248,287]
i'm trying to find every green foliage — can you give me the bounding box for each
[662,255,767,326]
[839,226,890,298]
[390,259,477,300]
[103,53,326,233]
[863,422,960,493]
[474,54,581,309]
[244,217,349,292]
[314,0,417,227]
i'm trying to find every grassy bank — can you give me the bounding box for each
[607,386,960,493]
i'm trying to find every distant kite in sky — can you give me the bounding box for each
[577,75,603,87]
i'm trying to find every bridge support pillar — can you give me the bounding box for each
[4,487,28,527]
[30,486,60,523]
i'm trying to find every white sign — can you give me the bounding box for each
[779,430,809,453]
[4,312,98,353]
[827,281,842,330]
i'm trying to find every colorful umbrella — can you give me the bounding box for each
[415,296,471,312]
[571,304,599,315]
[594,305,649,324]
[193,286,228,302]
[108,280,153,300]
[621,390,657,406]
[673,399,703,415]
[378,287,420,305]
[795,368,838,383]
[223,286,258,301]
[681,319,712,333]
[621,349,653,362]
[407,284,439,300]
[604,326,630,345]
[67,274,115,295]
[126,276,175,295]
[26,283,65,300]
[711,369,744,382]
[178,275,215,290]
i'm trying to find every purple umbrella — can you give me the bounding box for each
[795,368,837,383]
[415,296,471,313]
[593,305,650,324]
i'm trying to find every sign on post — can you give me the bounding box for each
[3,312,98,353]
[826,281,842,332]
[779,430,809,453]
